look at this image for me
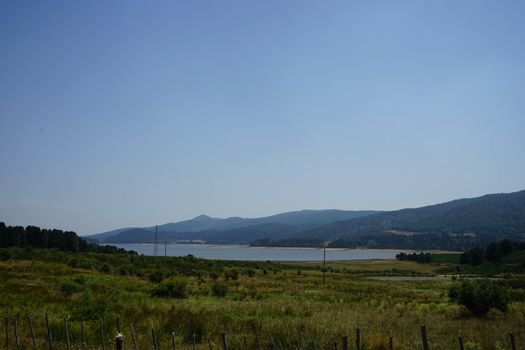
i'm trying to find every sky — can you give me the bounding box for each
[1,1,524,235]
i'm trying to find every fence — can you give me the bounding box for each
[2,315,519,350]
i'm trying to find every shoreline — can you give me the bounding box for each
[110,243,461,254]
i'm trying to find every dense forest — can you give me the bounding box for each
[252,232,525,251]
[0,222,130,254]
[459,239,525,266]
[395,252,432,263]
[258,190,525,250]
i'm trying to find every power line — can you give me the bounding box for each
[153,225,159,256]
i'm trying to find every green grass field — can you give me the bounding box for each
[1,250,524,350]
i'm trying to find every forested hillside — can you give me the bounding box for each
[0,222,129,254]
[258,190,525,250]
[90,210,377,244]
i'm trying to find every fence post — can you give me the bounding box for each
[171,332,176,350]
[151,328,158,350]
[64,316,71,350]
[389,336,393,350]
[28,317,37,349]
[130,323,139,350]
[420,326,429,350]
[81,318,87,350]
[243,336,247,350]
[342,336,348,350]
[221,332,228,350]
[100,319,106,350]
[355,329,361,350]
[271,336,276,350]
[45,313,53,350]
[192,333,197,350]
[207,334,213,350]
[509,332,516,350]
[14,317,20,349]
[458,336,464,350]
[5,317,8,349]
[115,332,124,350]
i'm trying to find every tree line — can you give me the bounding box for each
[0,222,130,254]
[395,252,432,263]
[459,239,525,266]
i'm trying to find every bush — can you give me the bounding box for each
[59,281,83,296]
[211,281,228,297]
[151,278,190,298]
[148,270,164,283]
[449,279,509,316]
[224,269,239,280]
[70,290,116,320]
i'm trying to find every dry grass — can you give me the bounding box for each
[0,258,523,350]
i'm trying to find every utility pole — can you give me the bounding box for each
[323,246,326,286]
[153,225,159,256]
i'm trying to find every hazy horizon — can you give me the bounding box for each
[1,1,524,235]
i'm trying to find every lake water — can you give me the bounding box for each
[112,243,407,261]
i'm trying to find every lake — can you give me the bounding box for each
[112,243,408,261]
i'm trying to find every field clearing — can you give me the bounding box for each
[1,253,524,350]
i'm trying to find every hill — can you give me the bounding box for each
[89,210,377,244]
[261,190,525,250]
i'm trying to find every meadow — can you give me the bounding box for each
[0,248,524,350]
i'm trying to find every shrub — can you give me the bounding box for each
[99,263,112,273]
[151,278,190,298]
[59,280,83,296]
[148,270,164,283]
[224,269,239,280]
[244,268,256,277]
[459,248,484,266]
[211,281,228,297]
[449,279,509,316]
[70,290,116,320]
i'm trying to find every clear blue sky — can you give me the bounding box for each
[1,1,524,235]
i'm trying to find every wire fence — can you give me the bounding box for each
[2,315,519,350]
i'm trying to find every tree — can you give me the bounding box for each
[485,243,501,263]
[449,279,509,316]
[211,281,228,297]
[151,278,190,298]
[459,247,484,266]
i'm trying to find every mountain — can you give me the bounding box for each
[207,223,302,244]
[262,190,525,250]
[104,228,219,244]
[87,227,136,242]
[89,190,525,249]
[88,210,377,243]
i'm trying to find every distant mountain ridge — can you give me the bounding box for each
[89,190,525,250]
[88,209,377,244]
[258,190,525,250]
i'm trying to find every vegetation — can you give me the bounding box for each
[1,247,525,349]
[152,278,190,299]
[92,190,525,250]
[211,281,228,297]
[0,222,131,254]
[92,210,377,244]
[449,280,509,316]
[2,224,525,349]
[459,239,525,266]
[258,190,525,249]
[396,252,432,263]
